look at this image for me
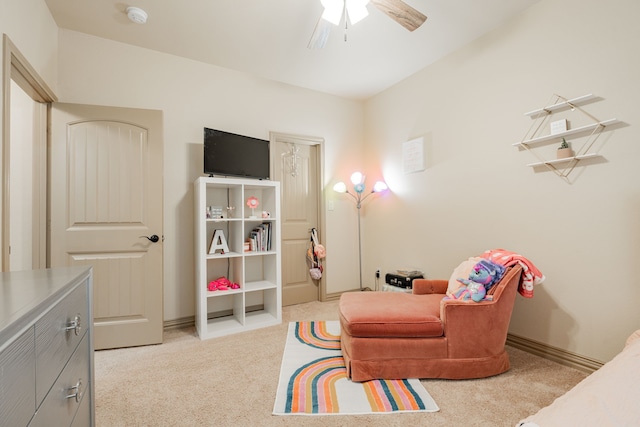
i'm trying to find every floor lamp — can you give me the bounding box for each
[333,172,388,291]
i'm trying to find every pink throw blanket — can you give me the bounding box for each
[479,249,544,298]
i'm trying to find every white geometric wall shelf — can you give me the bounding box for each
[513,94,620,181]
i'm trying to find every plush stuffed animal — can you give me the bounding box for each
[446,259,506,302]
[447,280,487,302]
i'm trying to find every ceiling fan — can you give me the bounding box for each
[308,0,427,49]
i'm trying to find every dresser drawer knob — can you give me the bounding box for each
[65,380,83,403]
[65,314,82,336]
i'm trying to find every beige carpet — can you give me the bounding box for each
[94,300,588,426]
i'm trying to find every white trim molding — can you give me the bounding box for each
[507,333,603,373]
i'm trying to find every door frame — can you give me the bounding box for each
[269,132,328,301]
[2,34,57,271]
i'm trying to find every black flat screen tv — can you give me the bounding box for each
[204,127,270,180]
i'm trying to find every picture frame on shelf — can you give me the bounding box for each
[550,119,567,135]
[206,205,223,219]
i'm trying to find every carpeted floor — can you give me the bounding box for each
[94,300,588,427]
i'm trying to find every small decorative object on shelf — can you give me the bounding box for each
[226,206,235,218]
[208,276,240,291]
[206,205,223,219]
[550,119,568,135]
[247,196,259,218]
[557,138,573,159]
[208,229,230,254]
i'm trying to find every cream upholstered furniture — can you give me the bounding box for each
[339,264,522,381]
[517,330,640,427]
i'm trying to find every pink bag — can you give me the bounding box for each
[307,228,325,280]
[309,267,322,280]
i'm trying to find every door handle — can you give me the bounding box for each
[140,234,160,243]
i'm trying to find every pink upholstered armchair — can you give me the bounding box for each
[338,264,523,381]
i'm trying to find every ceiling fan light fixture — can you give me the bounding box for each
[320,0,344,25]
[126,6,148,24]
[309,0,425,50]
[346,0,369,25]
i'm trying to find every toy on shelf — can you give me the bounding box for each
[208,276,240,291]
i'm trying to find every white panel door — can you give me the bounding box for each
[273,138,321,305]
[50,103,163,350]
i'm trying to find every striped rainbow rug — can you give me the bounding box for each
[272,321,439,416]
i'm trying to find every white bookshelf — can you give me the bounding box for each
[194,176,281,339]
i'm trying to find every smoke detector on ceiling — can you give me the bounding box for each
[126,7,148,24]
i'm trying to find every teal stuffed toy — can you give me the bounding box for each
[447,259,506,302]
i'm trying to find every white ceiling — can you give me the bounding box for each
[44,0,540,100]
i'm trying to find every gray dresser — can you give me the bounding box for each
[0,266,94,426]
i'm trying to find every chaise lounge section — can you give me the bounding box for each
[339,264,523,381]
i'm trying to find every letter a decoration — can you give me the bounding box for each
[209,229,230,254]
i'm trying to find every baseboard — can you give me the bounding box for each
[323,292,342,302]
[324,288,374,301]
[164,307,602,374]
[506,333,603,373]
[164,316,194,330]
[163,305,265,331]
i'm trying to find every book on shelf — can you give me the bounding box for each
[246,222,272,252]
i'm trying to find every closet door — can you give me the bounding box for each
[273,137,321,305]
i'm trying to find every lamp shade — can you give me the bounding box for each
[373,181,388,193]
[350,172,364,185]
[346,0,369,24]
[321,0,344,25]
[333,182,347,193]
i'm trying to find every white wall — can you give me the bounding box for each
[0,0,58,263]
[9,80,34,270]
[56,30,365,321]
[363,0,640,362]
[0,0,58,85]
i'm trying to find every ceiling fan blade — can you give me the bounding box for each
[308,18,334,49]
[370,0,427,32]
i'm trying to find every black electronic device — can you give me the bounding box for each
[204,127,270,180]
[385,273,424,289]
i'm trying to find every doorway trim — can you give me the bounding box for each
[269,132,328,301]
[2,34,57,271]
